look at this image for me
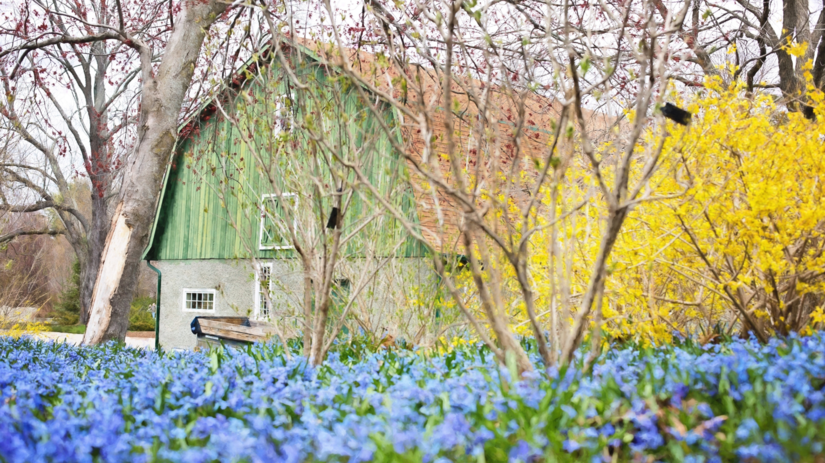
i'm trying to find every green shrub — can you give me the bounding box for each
[52,260,81,326]
[128,296,156,332]
[51,263,156,333]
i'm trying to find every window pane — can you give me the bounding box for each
[185,291,214,311]
[261,197,280,247]
[258,266,271,319]
[260,195,297,249]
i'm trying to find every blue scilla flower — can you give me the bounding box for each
[558,403,577,420]
[509,439,543,462]
[3,335,825,462]
[807,407,825,421]
[735,418,760,440]
[432,412,471,449]
[390,426,419,453]
[563,438,582,453]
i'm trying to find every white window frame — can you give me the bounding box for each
[254,262,273,320]
[182,288,217,313]
[258,193,298,250]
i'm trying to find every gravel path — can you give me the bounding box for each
[35,332,155,349]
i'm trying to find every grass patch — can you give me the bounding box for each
[47,324,86,334]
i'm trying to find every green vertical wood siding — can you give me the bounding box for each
[146,57,425,261]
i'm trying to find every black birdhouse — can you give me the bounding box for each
[326,207,340,229]
[327,187,343,229]
[660,103,691,126]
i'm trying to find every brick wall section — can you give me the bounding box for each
[295,40,616,252]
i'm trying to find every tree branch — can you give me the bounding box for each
[0,228,63,244]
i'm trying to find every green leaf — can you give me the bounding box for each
[580,57,591,76]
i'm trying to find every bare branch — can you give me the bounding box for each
[0,228,63,244]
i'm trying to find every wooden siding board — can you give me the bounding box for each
[217,167,230,259]
[202,173,212,257]
[180,145,194,259]
[182,156,194,259]
[180,141,192,258]
[234,142,250,259]
[163,158,181,260]
[217,126,233,259]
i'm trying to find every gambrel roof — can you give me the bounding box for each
[143,38,613,260]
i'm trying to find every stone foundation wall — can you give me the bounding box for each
[154,258,437,350]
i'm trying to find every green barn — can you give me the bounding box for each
[141,43,442,350]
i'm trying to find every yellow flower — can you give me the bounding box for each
[787,41,808,58]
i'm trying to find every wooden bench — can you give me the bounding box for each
[190,316,278,349]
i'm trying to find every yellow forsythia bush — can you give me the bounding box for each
[603,78,825,344]
[451,78,824,347]
[489,78,825,346]
[0,310,46,339]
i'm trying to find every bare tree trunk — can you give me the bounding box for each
[84,0,227,344]
[309,190,344,366]
[777,0,802,106]
[812,10,825,89]
[79,48,113,323]
[560,208,628,364]
[462,224,534,374]
[302,270,313,355]
[78,195,108,324]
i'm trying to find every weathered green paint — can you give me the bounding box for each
[145,54,425,261]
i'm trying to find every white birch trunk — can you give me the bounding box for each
[83,0,227,344]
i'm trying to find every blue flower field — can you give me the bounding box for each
[1,335,824,462]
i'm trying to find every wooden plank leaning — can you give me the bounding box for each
[198,319,268,343]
